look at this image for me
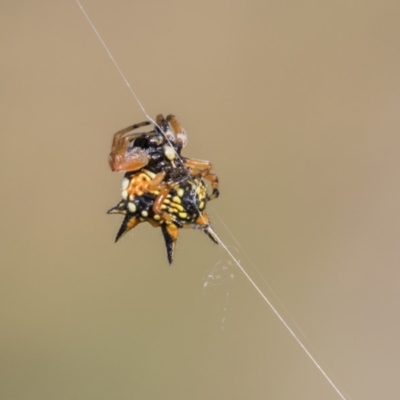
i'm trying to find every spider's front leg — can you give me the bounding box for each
[184,158,220,200]
[109,122,152,172]
[166,114,188,148]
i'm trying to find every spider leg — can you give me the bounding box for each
[109,148,150,173]
[109,122,152,156]
[147,171,167,190]
[184,158,220,200]
[147,173,183,227]
[155,114,175,142]
[109,122,153,172]
[152,185,183,228]
[161,223,179,264]
[166,114,188,148]
[201,171,219,200]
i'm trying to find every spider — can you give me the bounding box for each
[107,114,220,264]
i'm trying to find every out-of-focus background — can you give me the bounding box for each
[2,1,400,399]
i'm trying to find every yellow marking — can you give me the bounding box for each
[179,212,188,219]
[153,215,161,220]
[199,201,205,209]
[177,188,184,197]
[163,199,171,204]
[172,196,181,204]
[121,190,128,200]
[141,211,148,217]
[143,169,156,179]
[161,205,167,210]
[173,204,184,212]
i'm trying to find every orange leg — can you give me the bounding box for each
[155,114,174,142]
[184,158,220,200]
[151,184,183,227]
[166,114,188,148]
[144,171,181,226]
[109,122,152,172]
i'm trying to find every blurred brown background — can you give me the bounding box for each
[1,1,400,399]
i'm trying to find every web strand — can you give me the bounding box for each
[207,228,350,400]
[75,0,153,124]
[75,2,350,399]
